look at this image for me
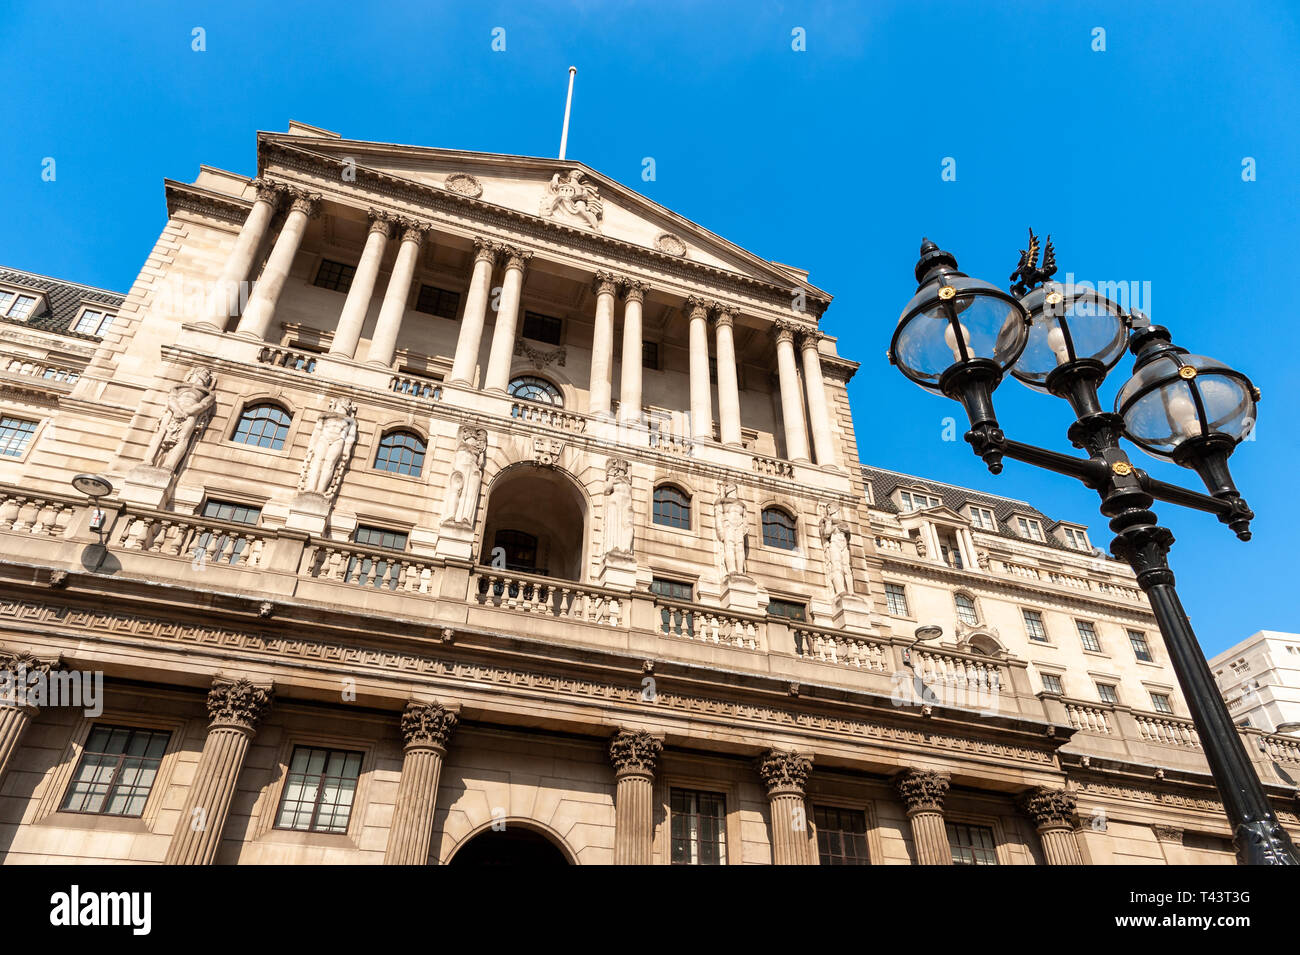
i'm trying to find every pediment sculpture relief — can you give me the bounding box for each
[539,169,603,231]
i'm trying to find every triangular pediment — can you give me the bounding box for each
[258,129,828,299]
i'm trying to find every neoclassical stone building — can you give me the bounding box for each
[0,122,1294,864]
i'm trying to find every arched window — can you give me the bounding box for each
[652,485,691,529]
[761,507,797,550]
[232,403,291,450]
[955,593,978,626]
[509,375,563,406]
[373,430,426,476]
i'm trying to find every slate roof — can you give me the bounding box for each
[861,463,1109,558]
[0,266,125,340]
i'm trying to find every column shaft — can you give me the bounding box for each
[1019,788,1083,865]
[366,222,425,367]
[687,299,713,440]
[483,250,531,392]
[908,809,954,865]
[588,273,618,416]
[384,744,446,865]
[614,771,655,865]
[799,334,836,466]
[895,769,953,865]
[774,325,810,462]
[1038,826,1084,865]
[448,241,498,385]
[769,791,812,865]
[329,214,391,359]
[235,192,318,341]
[164,724,253,865]
[617,283,646,424]
[0,705,34,783]
[713,311,743,446]
[205,181,279,331]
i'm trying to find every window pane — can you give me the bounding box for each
[1076,620,1101,652]
[767,599,806,622]
[955,594,978,626]
[1042,673,1063,694]
[0,416,38,457]
[61,725,170,817]
[521,311,562,345]
[508,375,563,407]
[313,259,357,293]
[761,508,797,549]
[274,746,364,833]
[947,823,998,865]
[354,525,409,550]
[1129,630,1154,662]
[814,806,869,865]
[1023,610,1047,642]
[232,404,291,450]
[652,486,690,529]
[670,788,726,865]
[885,584,908,616]
[373,430,426,476]
[1097,683,1119,704]
[415,284,461,318]
[650,577,693,601]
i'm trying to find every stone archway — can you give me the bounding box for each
[480,463,588,581]
[446,824,573,867]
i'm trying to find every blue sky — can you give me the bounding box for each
[2,1,1296,655]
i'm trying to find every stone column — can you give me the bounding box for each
[203,178,282,331]
[483,247,532,392]
[895,769,953,865]
[328,210,393,359]
[617,280,648,425]
[235,189,320,341]
[1018,787,1083,865]
[609,729,663,865]
[712,306,743,447]
[588,271,620,417]
[385,701,459,865]
[449,239,500,385]
[686,296,713,441]
[758,749,814,865]
[164,677,273,865]
[799,330,836,467]
[773,320,811,463]
[366,218,427,367]
[0,649,61,784]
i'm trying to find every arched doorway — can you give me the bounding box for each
[480,464,587,581]
[448,826,571,866]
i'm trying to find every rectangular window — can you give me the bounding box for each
[0,291,11,314]
[947,822,998,865]
[415,284,461,319]
[1096,683,1119,704]
[1150,692,1173,714]
[73,308,115,336]
[1022,609,1048,642]
[642,341,659,369]
[200,499,262,525]
[670,788,726,865]
[353,525,409,551]
[1016,517,1044,541]
[274,746,363,834]
[814,806,869,865]
[522,311,562,345]
[767,598,807,622]
[1061,526,1089,550]
[61,725,170,817]
[1076,620,1101,653]
[899,490,940,512]
[1041,673,1064,695]
[0,416,38,457]
[313,259,356,293]
[938,531,964,569]
[6,293,37,319]
[650,576,693,601]
[968,505,996,530]
[195,499,262,564]
[884,583,909,617]
[1129,630,1154,663]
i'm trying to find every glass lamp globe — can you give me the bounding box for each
[890,240,1030,394]
[1011,282,1129,392]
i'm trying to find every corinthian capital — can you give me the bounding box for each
[206,677,274,733]
[394,216,430,244]
[285,188,322,218]
[1017,787,1078,829]
[400,700,458,750]
[366,208,396,237]
[710,302,736,329]
[894,769,950,814]
[757,749,813,796]
[472,237,501,265]
[797,328,824,349]
[592,270,621,297]
[609,729,663,778]
[251,178,285,207]
[0,647,64,712]
[500,245,534,272]
[621,278,649,303]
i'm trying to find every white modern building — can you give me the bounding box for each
[1212,631,1300,735]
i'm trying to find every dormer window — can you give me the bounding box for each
[1060,525,1090,551]
[1015,516,1044,542]
[72,307,116,336]
[968,505,996,531]
[0,290,39,320]
[899,489,941,512]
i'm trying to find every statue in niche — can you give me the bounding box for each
[714,483,749,578]
[602,458,635,557]
[441,426,488,527]
[298,397,358,498]
[818,502,854,597]
[142,367,218,474]
[538,169,604,231]
[913,533,928,558]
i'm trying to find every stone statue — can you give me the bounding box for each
[539,169,604,231]
[714,483,749,578]
[913,534,928,558]
[976,550,991,571]
[298,397,358,498]
[441,426,488,527]
[142,367,217,474]
[818,502,854,597]
[602,458,635,557]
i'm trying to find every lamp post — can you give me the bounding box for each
[888,235,1296,865]
[70,473,113,571]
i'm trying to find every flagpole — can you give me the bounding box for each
[558,66,577,160]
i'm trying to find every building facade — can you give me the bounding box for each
[0,122,1295,865]
[1212,631,1300,736]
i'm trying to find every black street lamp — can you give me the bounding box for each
[889,234,1296,865]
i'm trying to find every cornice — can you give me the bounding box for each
[164,180,253,226]
[256,141,830,319]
